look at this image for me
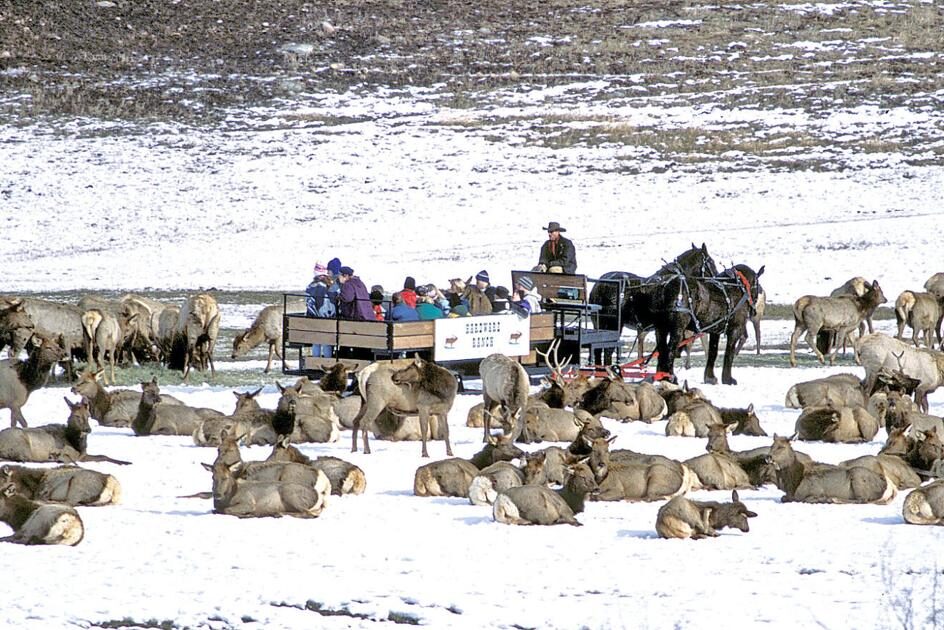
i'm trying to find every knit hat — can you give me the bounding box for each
[313,261,329,276]
[475,270,489,283]
[369,289,384,305]
[517,276,534,291]
[338,266,354,276]
[327,258,343,275]
[404,276,416,290]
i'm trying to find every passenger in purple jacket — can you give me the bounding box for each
[337,266,375,321]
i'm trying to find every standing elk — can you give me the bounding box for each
[172,293,220,381]
[479,353,531,443]
[0,299,35,359]
[894,290,942,349]
[789,280,886,367]
[856,333,944,413]
[0,335,67,427]
[352,356,457,457]
[81,308,137,385]
[231,304,284,374]
[0,483,84,546]
[656,490,757,540]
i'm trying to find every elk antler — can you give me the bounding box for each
[535,339,573,380]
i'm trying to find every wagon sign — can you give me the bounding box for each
[434,314,530,361]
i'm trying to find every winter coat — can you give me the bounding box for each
[400,288,418,308]
[338,276,375,321]
[538,235,577,274]
[389,304,420,321]
[306,279,336,318]
[416,302,445,320]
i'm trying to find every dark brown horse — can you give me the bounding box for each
[655,263,764,385]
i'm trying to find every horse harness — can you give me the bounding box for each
[669,267,756,334]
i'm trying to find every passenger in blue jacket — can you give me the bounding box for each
[388,291,419,321]
[306,261,336,357]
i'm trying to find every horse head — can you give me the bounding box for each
[665,243,718,278]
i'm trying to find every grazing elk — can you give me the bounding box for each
[0,334,67,427]
[765,435,896,504]
[17,298,85,379]
[231,304,284,374]
[0,398,129,465]
[656,490,757,540]
[902,481,944,525]
[479,353,531,444]
[1,464,121,506]
[856,333,944,412]
[789,280,886,367]
[0,483,84,546]
[81,308,137,385]
[352,356,458,457]
[894,290,942,349]
[492,462,598,527]
[174,293,221,381]
[0,299,35,359]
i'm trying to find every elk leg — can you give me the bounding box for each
[441,412,453,457]
[788,322,806,367]
[11,405,27,428]
[482,394,495,443]
[419,407,430,458]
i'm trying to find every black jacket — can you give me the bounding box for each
[538,236,577,274]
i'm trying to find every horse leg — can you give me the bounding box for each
[655,327,673,375]
[704,333,720,385]
[722,326,739,385]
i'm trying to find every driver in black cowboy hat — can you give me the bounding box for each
[534,221,577,274]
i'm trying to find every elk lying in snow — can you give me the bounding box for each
[881,426,944,481]
[1,464,121,506]
[208,456,326,518]
[656,490,757,540]
[789,280,886,366]
[267,436,366,496]
[784,373,867,410]
[683,425,753,490]
[576,372,666,423]
[0,335,67,427]
[415,438,523,498]
[765,435,896,504]
[794,403,880,443]
[271,382,340,444]
[352,357,457,457]
[132,377,224,436]
[665,401,722,438]
[856,333,944,412]
[71,369,183,428]
[902,481,944,525]
[519,406,600,443]
[702,422,811,486]
[193,388,278,447]
[479,353,531,443]
[0,483,84,545]
[231,304,284,374]
[589,437,696,502]
[837,454,921,490]
[492,462,598,527]
[721,404,767,436]
[0,398,129,465]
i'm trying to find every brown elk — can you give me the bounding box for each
[0,335,67,428]
[267,436,366,496]
[231,304,283,374]
[81,308,137,385]
[656,490,757,539]
[176,293,221,381]
[588,437,695,501]
[0,299,34,359]
[207,457,326,518]
[71,369,183,428]
[492,462,598,526]
[0,397,128,465]
[856,333,944,412]
[479,353,531,443]
[765,435,896,504]
[0,483,84,545]
[1,463,121,506]
[352,356,457,457]
[902,481,944,525]
[794,402,879,443]
[789,280,886,366]
[132,377,223,436]
[895,290,942,348]
[683,425,752,490]
[784,373,867,410]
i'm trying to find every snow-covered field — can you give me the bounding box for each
[2,86,944,629]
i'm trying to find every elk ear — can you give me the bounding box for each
[233,391,241,398]
[250,387,263,398]
[276,381,286,394]
[93,369,105,380]
[745,509,758,518]
[64,396,76,410]
[731,490,740,503]
[201,462,213,472]
[747,403,754,413]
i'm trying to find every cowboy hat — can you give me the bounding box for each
[543,221,566,232]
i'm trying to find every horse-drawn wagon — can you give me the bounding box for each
[279,271,628,380]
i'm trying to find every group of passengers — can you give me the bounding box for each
[305,220,576,350]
